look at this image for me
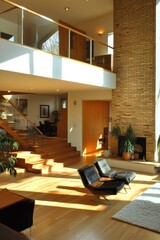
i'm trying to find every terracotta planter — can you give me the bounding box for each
[122,152,131,160]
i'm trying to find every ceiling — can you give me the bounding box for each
[10,0,113,25]
[0,0,113,95]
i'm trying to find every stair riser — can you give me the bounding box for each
[15,137,80,174]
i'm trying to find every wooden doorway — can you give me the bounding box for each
[82,100,110,155]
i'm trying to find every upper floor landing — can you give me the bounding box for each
[0,0,116,94]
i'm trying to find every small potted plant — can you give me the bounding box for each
[122,140,134,160]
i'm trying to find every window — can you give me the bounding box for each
[42,31,59,55]
[0,32,14,42]
[108,32,114,55]
[61,98,67,109]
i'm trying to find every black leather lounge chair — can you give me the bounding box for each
[77,165,125,204]
[94,158,136,188]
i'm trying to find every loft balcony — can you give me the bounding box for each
[0,0,116,94]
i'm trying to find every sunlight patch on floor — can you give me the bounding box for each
[35,199,107,211]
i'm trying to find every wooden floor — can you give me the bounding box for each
[1,151,160,240]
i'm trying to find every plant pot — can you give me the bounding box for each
[134,152,139,160]
[122,152,131,160]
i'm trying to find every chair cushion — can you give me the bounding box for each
[78,165,100,186]
[92,180,125,195]
[114,171,136,184]
[94,158,117,177]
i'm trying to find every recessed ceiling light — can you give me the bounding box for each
[65,7,69,11]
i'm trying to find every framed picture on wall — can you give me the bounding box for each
[16,99,28,116]
[40,105,49,118]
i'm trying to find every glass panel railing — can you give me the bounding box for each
[0,96,43,149]
[23,9,58,50]
[0,1,22,44]
[0,0,114,71]
[93,40,113,71]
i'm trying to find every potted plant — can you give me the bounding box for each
[0,134,19,176]
[122,139,134,160]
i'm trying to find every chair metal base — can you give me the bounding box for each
[96,196,111,205]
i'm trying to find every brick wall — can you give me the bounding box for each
[112,0,156,160]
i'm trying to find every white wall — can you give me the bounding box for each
[0,18,18,43]
[0,39,116,90]
[77,12,113,56]
[68,89,112,154]
[77,12,113,41]
[11,94,62,125]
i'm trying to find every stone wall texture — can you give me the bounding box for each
[112,0,156,160]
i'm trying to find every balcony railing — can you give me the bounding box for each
[0,0,114,71]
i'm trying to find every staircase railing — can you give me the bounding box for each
[0,95,44,150]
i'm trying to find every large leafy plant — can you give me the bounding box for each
[111,124,121,140]
[0,134,19,176]
[122,139,134,154]
[125,124,136,145]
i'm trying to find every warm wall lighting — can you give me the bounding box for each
[98,30,104,36]
[64,7,69,11]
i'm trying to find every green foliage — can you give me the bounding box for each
[125,124,136,145]
[122,140,134,154]
[111,125,121,140]
[0,134,19,177]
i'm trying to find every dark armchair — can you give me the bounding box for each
[94,158,136,187]
[78,165,125,204]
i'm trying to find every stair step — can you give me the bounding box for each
[0,121,81,173]
[53,151,80,160]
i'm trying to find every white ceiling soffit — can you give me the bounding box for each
[0,70,110,95]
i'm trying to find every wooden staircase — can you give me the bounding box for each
[0,96,81,174]
[14,136,81,174]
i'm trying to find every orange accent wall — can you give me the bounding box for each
[57,108,67,138]
[82,101,109,154]
[59,20,86,62]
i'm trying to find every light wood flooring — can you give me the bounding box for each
[1,151,160,240]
